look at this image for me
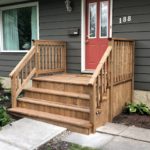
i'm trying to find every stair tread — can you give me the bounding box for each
[33,74,91,85]
[18,97,90,113]
[25,87,90,100]
[9,108,92,128]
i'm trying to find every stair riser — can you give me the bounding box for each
[25,91,90,107]
[38,118,92,135]
[18,101,89,120]
[33,81,90,94]
[10,113,92,134]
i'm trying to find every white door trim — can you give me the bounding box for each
[110,0,113,38]
[81,0,86,72]
[81,0,113,73]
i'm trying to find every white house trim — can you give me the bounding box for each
[81,0,86,72]
[81,0,113,73]
[110,0,113,38]
[0,1,39,53]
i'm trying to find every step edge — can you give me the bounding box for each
[9,108,92,128]
[18,97,90,113]
[24,88,90,100]
[32,78,89,86]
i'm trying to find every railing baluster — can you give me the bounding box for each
[104,62,107,93]
[97,75,100,108]
[45,45,48,70]
[42,45,45,70]
[52,46,54,69]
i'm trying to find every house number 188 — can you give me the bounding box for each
[119,16,132,24]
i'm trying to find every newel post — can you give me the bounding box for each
[11,76,17,108]
[33,40,39,77]
[89,83,97,133]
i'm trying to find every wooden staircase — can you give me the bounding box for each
[10,74,93,134]
[9,39,135,134]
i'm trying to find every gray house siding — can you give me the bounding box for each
[39,0,81,73]
[0,53,24,77]
[0,0,150,91]
[113,0,150,90]
[0,0,81,77]
[0,1,34,77]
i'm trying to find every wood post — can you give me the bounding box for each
[131,41,135,102]
[89,84,97,133]
[11,76,17,108]
[109,41,114,121]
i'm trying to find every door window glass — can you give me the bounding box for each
[100,1,108,38]
[88,3,97,38]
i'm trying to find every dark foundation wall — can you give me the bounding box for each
[39,0,81,73]
[113,0,150,90]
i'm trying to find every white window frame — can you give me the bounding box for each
[100,1,109,38]
[0,2,39,53]
[88,2,97,39]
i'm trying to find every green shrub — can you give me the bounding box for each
[0,107,10,127]
[0,95,10,102]
[124,103,150,115]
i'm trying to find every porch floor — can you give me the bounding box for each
[34,73,92,85]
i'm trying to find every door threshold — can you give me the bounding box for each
[82,69,94,74]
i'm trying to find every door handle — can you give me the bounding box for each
[86,40,89,44]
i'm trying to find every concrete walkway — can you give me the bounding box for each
[64,123,150,150]
[1,119,150,150]
[0,118,66,150]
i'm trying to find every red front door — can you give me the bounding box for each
[86,0,110,69]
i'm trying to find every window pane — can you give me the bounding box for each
[2,6,37,51]
[18,7,32,50]
[3,9,19,50]
[100,1,108,37]
[89,3,97,38]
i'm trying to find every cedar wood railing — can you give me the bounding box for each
[9,40,66,108]
[88,38,135,130]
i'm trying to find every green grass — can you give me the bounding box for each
[69,143,99,150]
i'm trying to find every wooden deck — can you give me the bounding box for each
[9,39,135,134]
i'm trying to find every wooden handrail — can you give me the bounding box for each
[88,46,112,85]
[10,40,67,108]
[110,38,134,42]
[9,46,36,77]
[10,46,36,108]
